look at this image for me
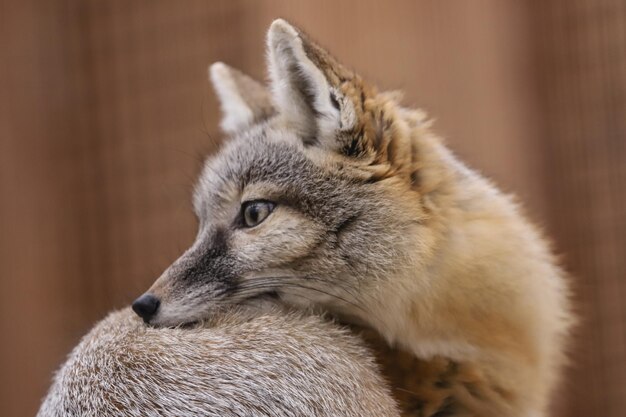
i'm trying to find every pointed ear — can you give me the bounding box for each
[209,62,275,134]
[267,19,365,148]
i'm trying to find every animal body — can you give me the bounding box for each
[125,19,573,417]
[38,308,399,417]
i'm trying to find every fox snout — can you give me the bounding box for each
[132,293,160,323]
[130,229,242,326]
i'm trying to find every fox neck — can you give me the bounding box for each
[361,113,531,361]
[351,117,561,411]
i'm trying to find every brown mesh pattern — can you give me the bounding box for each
[531,1,626,416]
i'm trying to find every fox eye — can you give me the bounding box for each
[241,200,275,228]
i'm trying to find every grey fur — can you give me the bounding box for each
[37,308,399,417]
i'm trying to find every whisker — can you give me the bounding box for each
[233,277,370,317]
[276,274,378,312]
[242,274,367,307]
[300,275,370,306]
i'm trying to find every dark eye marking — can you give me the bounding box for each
[239,200,276,228]
[329,91,340,111]
[333,213,360,238]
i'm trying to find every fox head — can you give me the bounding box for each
[133,19,447,327]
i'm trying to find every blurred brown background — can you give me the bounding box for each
[1,1,624,416]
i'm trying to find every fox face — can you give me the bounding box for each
[133,20,435,327]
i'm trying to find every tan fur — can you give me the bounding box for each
[131,19,573,417]
[38,308,399,417]
[270,21,573,416]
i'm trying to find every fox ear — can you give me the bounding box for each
[267,19,363,148]
[209,62,275,134]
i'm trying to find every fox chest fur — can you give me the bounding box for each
[133,19,573,417]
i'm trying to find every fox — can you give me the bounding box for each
[38,307,399,417]
[132,19,573,417]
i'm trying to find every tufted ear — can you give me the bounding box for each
[209,62,275,134]
[267,19,369,150]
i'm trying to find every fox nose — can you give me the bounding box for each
[132,293,160,323]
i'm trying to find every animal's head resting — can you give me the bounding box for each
[133,19,441,327]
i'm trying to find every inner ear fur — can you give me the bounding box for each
[209,62,275,134]
[266,19,374,150]
[266,20,416,170]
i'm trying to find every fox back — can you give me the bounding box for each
[133,20,573,417]
[38,308,399,417]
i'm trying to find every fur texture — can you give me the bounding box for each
[133,19,573,416]
[37,308,399,417]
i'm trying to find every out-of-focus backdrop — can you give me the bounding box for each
[1,1,624,416]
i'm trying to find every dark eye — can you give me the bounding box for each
[241,201,275,228]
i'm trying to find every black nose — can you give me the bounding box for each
[132,293,160,322]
